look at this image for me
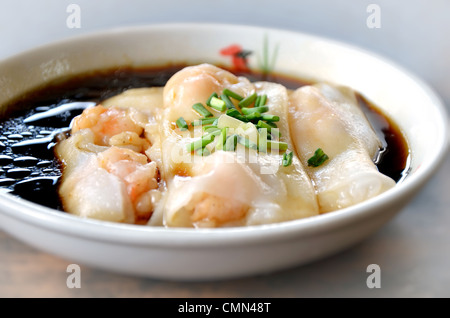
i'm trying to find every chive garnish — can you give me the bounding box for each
[241,106,269,115]
[192,102,213,117]
[209,96,227,112]
[266,121,277,128]
[243,112,262,122]
[282,151,293,167]
[256,120,274,132]
[206,92,219,106]
[216,127,228,150]
[256,94,267,107]
[184,88,293,166]
[261,114,279,122]
[225,134,238,151]
[223,88,243,101]
[186,133,217,152]
[254,95,261,108]
[191,117,218,126]
[307,148,329,167]
[238,92,257,108]
[226,109,246,122]
[186,138,206,152]
[176,117,188,131]
[203,126,220,133]
[258,127,268,153]
[221,94,235,110]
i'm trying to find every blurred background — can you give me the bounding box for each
[0,0,448,297]
[1,0,448,105]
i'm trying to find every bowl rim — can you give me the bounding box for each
[0,22,448,247]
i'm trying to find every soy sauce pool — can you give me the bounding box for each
[0,64,410,211]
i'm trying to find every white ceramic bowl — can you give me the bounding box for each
[0,23,448,280]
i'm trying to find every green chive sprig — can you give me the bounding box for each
[225,134,238,151]
[307,148,329,167]
[192,102,213,117]
[223,88,243,101]
[209,96,227,112]
[238,92,257,108]
[282,151,293,167]
[241,106,269,115]
[221,94,235,110]
[176,117,188,131]
[191,117,218,126]
[180,88,293,166]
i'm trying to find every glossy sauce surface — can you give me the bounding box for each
[0,64,410,210]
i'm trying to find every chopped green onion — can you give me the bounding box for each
[238,92,257,108]
[216,127,228,150]
[191,117,218,126]
[256,94,267,107]
[254,95,261,108]
[237,135,258,150]
[257,122,281,139]
[209,96,227,112]
[226,109,246,121]
[186,138,207,152]
[244,112,262,122]
[176,117,188,131]
[258,127,268,153]
[203,126,220,133]
[221,93,236,110]
[307,148,329,167]
[282,151,293,167]
[206,92,218,106]
[261,114,279,122]
[223,88,243,101]
[207,129,222,137]
[192,102,213,117]
[257,120,275,132]
[267,140,288,152]
[186,133,217,152]
[241,106,269,115]
[225,134,238,151]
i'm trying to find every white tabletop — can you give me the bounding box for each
[1,0,449,297]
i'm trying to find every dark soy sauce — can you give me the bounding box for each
[0,64,410,211]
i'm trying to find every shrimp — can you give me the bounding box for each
[57,103,162,224]
[98,146,159,223]
[190,193,249,227]
[72,105,144,146]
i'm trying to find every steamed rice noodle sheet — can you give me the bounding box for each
[155,64,319,228]
[55,94,164,224]
[288,83,396,212]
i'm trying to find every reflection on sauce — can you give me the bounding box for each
[356,94,411,182]
[0,64,410,210]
